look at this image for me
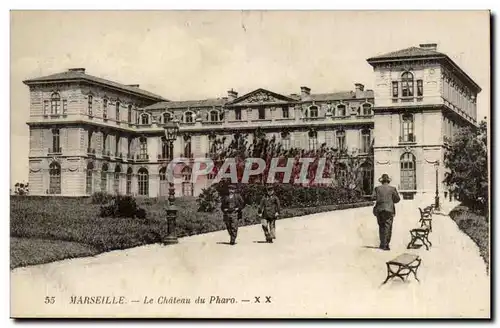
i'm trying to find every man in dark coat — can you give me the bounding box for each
[372,174,401,251]
[258,185,281,243]
[221,184,245,245]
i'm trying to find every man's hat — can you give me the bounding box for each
[378,174,391,183]
[228,184,237,190]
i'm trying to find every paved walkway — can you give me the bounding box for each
[11,200,489,318]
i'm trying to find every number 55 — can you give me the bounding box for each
[44,296,55,304]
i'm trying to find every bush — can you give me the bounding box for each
[99,195,147,219]
[204,182,366,209]
[91,192,114,204]
[197,186,220,212]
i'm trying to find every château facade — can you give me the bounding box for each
[24,43,480,202]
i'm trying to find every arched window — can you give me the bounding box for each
[140,113,149,125]
[86,162,94,194]
[401,114,415,142]
[87,94,92,116]
[51,92,61,115]
[400,152,416,190]
[113,165,121,194]
[49,162,61,194]
[361,129,371,153]
[181,166,193,196]
[362,103,372,116]
[103,98,108,119]
[360,161,374,195]
[210,110,219,122]
[126,167,133,195]
[309,105,319,118]
[401,72,414,97]
[163,112,172,123]
[336,104,346,117]
[159,166,168,197]
[185,111,194,123]
[137,168,149,196]
[101,163,108,193]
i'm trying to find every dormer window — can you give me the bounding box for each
[209,110,220,122]
[362,103,372,116]
[336,104,346,117]
[163,112,172,123]
[140,113,149,125]
[185,111,194,123]
[308,105,319,118]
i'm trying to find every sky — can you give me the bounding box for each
[10,10,490,184]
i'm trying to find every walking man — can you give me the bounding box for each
[258,185,281,243]
[221,184,245,245]
[372,174,400,251]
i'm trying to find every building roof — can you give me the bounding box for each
[23,69,168,101]
[310,90,374,101]
[367,46,443,61]
[143,98,228,110]
[367,45,481,93]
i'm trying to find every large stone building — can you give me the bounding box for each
[24,43,480,201]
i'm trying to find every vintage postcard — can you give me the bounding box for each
[10,10,491,318]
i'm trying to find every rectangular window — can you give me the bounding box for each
[62,100,67,114]
[336,131,346,150]
[103,99,108,119]
[392,81,399,98]
[308,136,318,151]
[115,137,120,156]
[235,108,241,120]
[116,103,120,122]
[52,129,60,152]
[128,105,132,123]
[417,80,423,97]
[258,107,266,120]
[43,100,49,115]
[103,134,108,153]
[361,130,371,153]
[88,96,93,116]
[140,139,148,159]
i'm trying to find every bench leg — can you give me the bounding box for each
[382,263,393,284]
[425,233,432,247]
[410,260,421,282]
[421,236,430,251]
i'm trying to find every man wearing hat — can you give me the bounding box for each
[258,185,281,243]
[372,174,401,250]
[221,184,245,245]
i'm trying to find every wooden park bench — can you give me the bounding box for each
[419,207,433,232]
[382,253,422,284]
[407,227,432,250]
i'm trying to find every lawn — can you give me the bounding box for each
[10,196,373,269]
[449,205,489,274]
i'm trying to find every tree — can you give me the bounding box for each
[444,119,488,214]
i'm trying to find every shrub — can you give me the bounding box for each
[197,186,220,212]
[99,195,147,218]
[91,192,114,204]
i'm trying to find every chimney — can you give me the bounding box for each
[127,84,140,88]
[68,68,86,73]
[300,86,311,99]
[355,83,364,92]
[227,89,238,101]
[419,43,438,51]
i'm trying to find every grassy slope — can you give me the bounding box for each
[10,196,372,269]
